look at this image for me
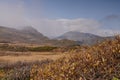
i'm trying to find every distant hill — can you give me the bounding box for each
[0,26,49,44]
[56,31,108,45]
[0,26,79,46]
[0,26,114,46]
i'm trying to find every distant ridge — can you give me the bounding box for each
[0,26,48,44]
[0,26,114,46]
[0,26,79,46]
[56,31,109,45]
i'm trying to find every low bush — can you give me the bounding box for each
[0,59,53,80]
[30,36,120,80]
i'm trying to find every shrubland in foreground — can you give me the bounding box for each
[0,36,120,80]
[31,36,120,80]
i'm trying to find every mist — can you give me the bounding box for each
[0,0,120,38]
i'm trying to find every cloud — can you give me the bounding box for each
[0,0,28,28]
[0,1,119,37]
[28,18,102,37]
[104,14,120,20]
[93,29,120,36]
[29,18,120,37]
[101,14,120,30]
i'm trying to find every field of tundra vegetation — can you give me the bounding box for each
[0,36,120,80]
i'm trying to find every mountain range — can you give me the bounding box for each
[56,31,106,45]
[0,26,114,46]
[0,26,79,46]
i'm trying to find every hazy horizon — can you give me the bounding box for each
[0,0,120,37]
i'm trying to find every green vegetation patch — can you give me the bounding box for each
[0,44,57,52]
[28,46,57,52]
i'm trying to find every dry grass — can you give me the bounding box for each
[0,51,66,80]
[0,52,65,64]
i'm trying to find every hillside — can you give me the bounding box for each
[0,26,49,44]
[0,26,115,46]
[0,26,79,46]
[57,31,109,45]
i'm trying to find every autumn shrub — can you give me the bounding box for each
[0,59,53,80]
[30,36,120,80]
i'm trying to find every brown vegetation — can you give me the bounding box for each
[0,52,65,64]
[30,36,120,80]
[0,36,120,80]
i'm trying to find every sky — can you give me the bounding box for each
[0,0,120,37]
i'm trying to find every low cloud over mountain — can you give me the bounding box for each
[0,1,119,38]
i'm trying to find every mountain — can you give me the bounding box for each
[56,31,106,45]
[0,26,114,46]
[20,26,49,43]
[0,26,79,46]
[0,26,49,44]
